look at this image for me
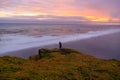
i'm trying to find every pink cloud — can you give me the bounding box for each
[0,0,119,22]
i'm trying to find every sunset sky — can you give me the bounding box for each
[0,0,120,23]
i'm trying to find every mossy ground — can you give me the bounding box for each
[0,48,120,80]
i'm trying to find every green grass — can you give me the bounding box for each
[0,48,120,80]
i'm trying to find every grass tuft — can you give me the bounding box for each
[0,48,120,80]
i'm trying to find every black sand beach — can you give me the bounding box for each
[0,32,120,60]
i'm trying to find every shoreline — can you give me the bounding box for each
[0,32,120,60]
[0,28,120,54]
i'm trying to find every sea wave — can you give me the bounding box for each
[0,29,120,54]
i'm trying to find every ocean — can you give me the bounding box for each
[0,23,120,59]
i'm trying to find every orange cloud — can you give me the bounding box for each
[0,0,119,23]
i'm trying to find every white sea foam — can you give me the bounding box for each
[0,29,120,54]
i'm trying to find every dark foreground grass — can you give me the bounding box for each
[0,48,120,80]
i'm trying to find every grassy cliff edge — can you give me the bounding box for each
[0,48,120,80]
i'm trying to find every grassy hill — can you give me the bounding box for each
[0,48,120,80]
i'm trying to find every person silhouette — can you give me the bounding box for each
[59,41,62,49]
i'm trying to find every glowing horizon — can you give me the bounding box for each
[0,0,120,23]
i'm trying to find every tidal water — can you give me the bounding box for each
[0,23,120,56]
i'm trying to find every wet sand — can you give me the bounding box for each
[0,32,120,60]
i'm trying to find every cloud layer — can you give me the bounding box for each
[0,0,120,23]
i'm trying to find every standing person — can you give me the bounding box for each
[59,41,62,49]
